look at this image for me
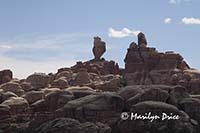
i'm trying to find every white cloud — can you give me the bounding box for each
[108,27,140,38]
[164,18,172,24]
[169,0,191,4]
[182,17,200,25]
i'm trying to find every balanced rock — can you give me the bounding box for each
[92,36,106,61]
[138,32,147,48]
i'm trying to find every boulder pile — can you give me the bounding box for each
[0,33,200,133]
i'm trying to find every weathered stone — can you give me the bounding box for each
[2,97,29,114]
[75,68,91,85]
[115,101,196,133]
[0,104,11,132]
[138,32,147,47]
[1,91,18,102]
[55,71,72,81]
[126,88,169,110]
[22,91,43,104]
[92,36,106,61]
[179,98,200,127]
[20,82,33,92]
[51,77,69,89]
[34,117,111,133]
[0,69,12,85]
[30,99,47,112]
[64,93,124,124]
[44,90,74,111]
[189,79,200,94]
[168,85,190,105]
[26,73,49,89]
[65,86,96,99]
[0,82,24,96]
[124,33,189,75]
[118,86,144,101]
[94,76,121,92]
[42,87,61,95]
[70,60,120,75]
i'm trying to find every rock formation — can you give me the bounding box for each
[92,36,106,61]
[124,33,188,72]
[138,32,147,47]
[124,32,191,86]
[1,33,200,133]
[0,69,12,85]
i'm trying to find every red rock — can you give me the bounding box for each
[92,36,106,61]
[0,69,12,85]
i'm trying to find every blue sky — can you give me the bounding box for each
[0,0,200,78]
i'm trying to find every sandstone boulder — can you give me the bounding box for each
[118,85,144,101]
[2,97,29,114]
[115,101,197,133]
[75,68,91,85]
[34,117,111,133]
[20,82,33,92]
[0,69,12,85]
[94,77,121,92]
[30,99,47,112]
[1,91,18,102]
[179,98,200,127]
[44,90,74,111]
[168,85,190,105]
[126,88,169,110]
[51,77,69,89]
[64,92,124,124]
[22,91,43,104]
[26,73,49,89]
[55,71,72,81]
[42,88,61,95]
[0,104,11,132]
[189,79,200,94]
[0,82,24,96]
[65,86,97,99]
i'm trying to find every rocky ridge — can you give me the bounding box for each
[0,33,200,133]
